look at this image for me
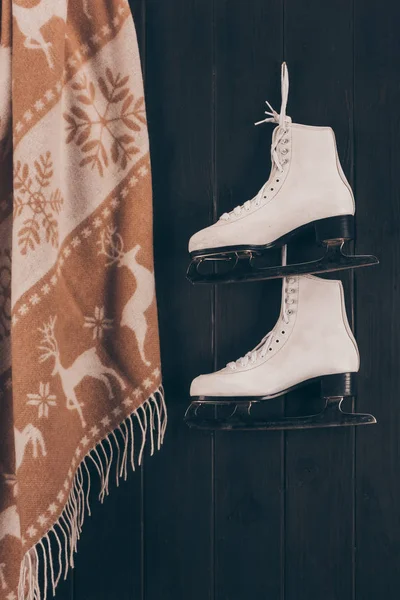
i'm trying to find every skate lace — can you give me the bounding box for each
[227,251,296,371]
[220,63,291,222]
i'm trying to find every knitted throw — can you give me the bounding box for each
[0,1,166,598]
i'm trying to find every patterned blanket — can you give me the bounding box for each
[0,1,166,598]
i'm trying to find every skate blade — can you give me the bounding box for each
[187,242,379,284]
[184,397,377,431]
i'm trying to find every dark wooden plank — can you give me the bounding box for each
[354,1,400,598]
[73,459,143,600]
[143,0,215,599]
[213,2,284,599]
[283,3,356,600]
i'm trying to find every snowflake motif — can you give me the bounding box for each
[153,367,161,378]
[71,236,81,247]
[123,397,133,407]
[80,43,90,56]
[93,217,102,228]
[132,388,141,399]
[64,70,145,176]
[57,491,65,503]
[35,100,45,112]
[82,227,92,238]
[129,176,138,187]
[48,503,57,515]
[41,284,50,295]
[110,198,120,209]
[90,425,100,437]
[143,378,153,389]
[27,525,37,538]
[138,165,148,177]
[13,152,64,255]
[81,435,90,446]
[101,416,111,427]
[29,294,40,305]
[90,33,101,45]
[51,275,57,286]
[37,514,48,527]
[112,407,122,417]
[120,188,129,198]
[63,246,71,257]
[18,304,28,316]
[84,306,113,340]
[26,382,57,418]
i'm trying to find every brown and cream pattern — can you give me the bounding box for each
[0,2,165,599]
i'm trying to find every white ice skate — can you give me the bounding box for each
[187,63,378,284]
[185,274,376,430]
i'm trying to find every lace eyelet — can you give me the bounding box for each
[281,148,289,155]
[276,179,280,183]
[263,195,267,198]
[269,348,272,352]
[288,309,293,315]
[270,187,274,191]
[281,330,285,334]
[276,340,279,343]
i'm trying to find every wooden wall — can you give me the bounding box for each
[57,0,400,598]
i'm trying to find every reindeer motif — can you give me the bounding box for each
[39,316,127,428]
[12,0,68,69]
[98,227,155,367]
[0,506,21,542]
[14,424,47,471]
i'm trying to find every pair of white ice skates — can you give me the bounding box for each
[185,64,378,431]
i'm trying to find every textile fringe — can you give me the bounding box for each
[17,387,167,600]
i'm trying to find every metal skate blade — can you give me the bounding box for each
[184,398,377,431]
[187,247,379,284]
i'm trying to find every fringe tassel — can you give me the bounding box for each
[17,387,167,600]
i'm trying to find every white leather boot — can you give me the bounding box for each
[187,64,378,284]
[190,275,359,398]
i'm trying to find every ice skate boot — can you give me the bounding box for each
[187,63,378,284]
[185,275,376,430]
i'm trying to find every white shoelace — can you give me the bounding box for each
[221,62,291,222]
[227,247,295,371]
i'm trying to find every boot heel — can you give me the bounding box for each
[315,215,355,243]
[320,373,356,398]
